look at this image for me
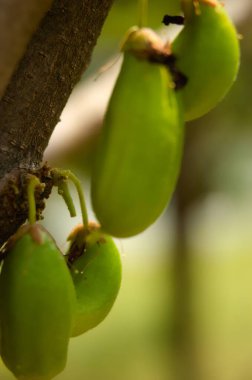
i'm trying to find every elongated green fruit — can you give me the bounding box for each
[0,224,76,380]
[172,0,240,121]
[91,28,184,237]
[67,223,122,337]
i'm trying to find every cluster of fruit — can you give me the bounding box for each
[0,173,121,380]
[0,1,240,379]
[91,0,240,238]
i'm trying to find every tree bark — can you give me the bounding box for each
[0,0,54,97]
[0,0,114,246]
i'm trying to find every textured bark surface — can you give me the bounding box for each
[0,0,114,245]
[0,166,54,248]
[0,0,54,97]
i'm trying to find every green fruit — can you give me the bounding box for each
[67,223,122,337]
[91,28,184,237]
[0,224,76,380]
[172,0,240,121]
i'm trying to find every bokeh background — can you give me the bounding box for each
[1,0,252,379]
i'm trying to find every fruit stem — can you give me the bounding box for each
[181,0,194,19]
[51,168,89,228]
[51,170,77,217]
[27,175,42,224]
[66,171,89,228]
[138,0,148,28]
[57,180,77,217]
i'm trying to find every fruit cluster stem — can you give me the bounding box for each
[181,0,194,19]
[27,175,42,224]
[66,171,89,228]
[51,168,89,229]
[138,0,148,28]
[57,180,76,218]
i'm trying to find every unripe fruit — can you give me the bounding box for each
[172,0,240,121]
[67,223,122,337]
[0,224,76,380]
[91,27,184,237]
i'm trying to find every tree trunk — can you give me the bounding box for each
[0,0,114,245]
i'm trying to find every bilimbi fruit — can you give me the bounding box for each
[67,223,122,337]
[172,0,240,121]
[91,27,184,238]
[0,224,76,380]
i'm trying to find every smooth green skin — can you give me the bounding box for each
[69,229,122,337]
[172,0,240,121]
[0,224,76,380]
[91,53,184,237]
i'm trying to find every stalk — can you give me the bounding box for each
[138,0,148,27]
[27,175,42,224]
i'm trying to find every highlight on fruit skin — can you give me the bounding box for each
[91,27,184,238]
[171,0,240,121]
[67,222,122,337]
[0,223,76,380]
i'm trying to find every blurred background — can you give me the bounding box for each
[1,0,252,379]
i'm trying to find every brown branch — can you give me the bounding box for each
[0,0,54,97]
[0,0,114,245]
[0,166,54,250]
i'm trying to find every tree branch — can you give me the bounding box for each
[0,0,114,245]
[0,0,54,97]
